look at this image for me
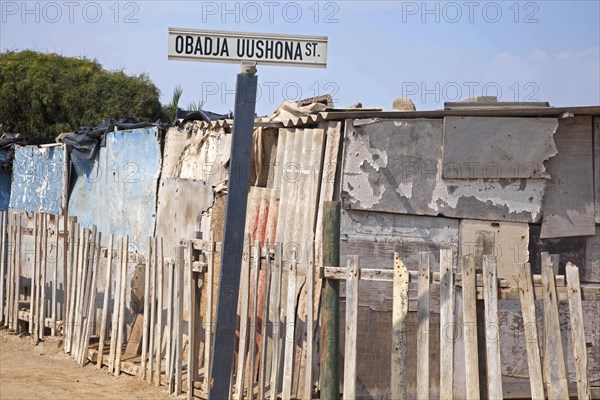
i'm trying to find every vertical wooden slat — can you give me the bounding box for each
[304,246,315,400]
[166,258,174,387]
[155,237,164,387]
[342,255,359,400]
[235,238,252,400]
[64,217,75,352]
[541,253,569,399]
[516,262,544,400]
[13,212,22,332]
[81,231,101,366]
[175,245,185,395]
[6,212,14,328]
[30,213,38,334]
[440,248,455,400]
[187,239,197,400]
[66,224,80,353]
[0,211,5,325]
[483,256,502,399]
[77,225,95,361]
[391,253,409,400]
[108,238,123,373]
[281,253,298,400]
[97,234,115,370]
[141,238,152,380]
[565,263,591,400]
[269,243,283,399]
[148,238,157,383]
[115,236,129,376]
[258,241,272,400]
[51,215,58,335]
[38,214,47,337]
[462,255,480,400]
[416,253,431,400]
[204,232,215,392]
[73,227,88,356]
[247,241,261,398]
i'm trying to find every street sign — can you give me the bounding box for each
[168,28,328,68]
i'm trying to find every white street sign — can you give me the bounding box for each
[168,28,328,68]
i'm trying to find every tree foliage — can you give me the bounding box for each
[0,50,164,139]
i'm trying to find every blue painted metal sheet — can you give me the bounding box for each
[8,145,63,214]
[68,128,161,251]
[0,149,10,211]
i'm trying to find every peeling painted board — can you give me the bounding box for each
[459,219,529,288]
[595,118,600,223]
[155,177,213,258]
[68,128,161,252]
[9,145,64,214]
[442,117,558,179]
[340,209,459,271]
[541,116,595,238]
[341,119,546,223]
[584,227,599,283]
[528,224,587,276]
[0,150,10,211]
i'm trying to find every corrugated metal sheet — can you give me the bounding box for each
[0,149,10,211]
[9,145,64,214]
[68,128,161,251]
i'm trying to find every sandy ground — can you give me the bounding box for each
[0,327,178,400]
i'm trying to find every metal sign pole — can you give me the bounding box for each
[208,61,258,400]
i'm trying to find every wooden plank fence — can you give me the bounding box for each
[0,209,597,399]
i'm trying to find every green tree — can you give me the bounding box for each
[0,50,164,139]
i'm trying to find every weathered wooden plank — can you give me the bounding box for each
[258,241,272,400]
[516,262,544,400]
[13,213,22,332]
[235,240,251,400]
[565,263,591,400]
[29,213,38,334]
[108,238,123,373]
[247,241,261,398]
[37,214,46,338]
[155,237,164,387]
[281,255,298,400]
[416,253,431,400]
[115,235,129,376]
[343,255,359,400]
[541,252,569,399]
[98,234,115,370]
[51,214,59,336]
[64,217,75,352]
[269,243,283,399]
[148,237,157,383]
[78,225,96,364]
[462,255,480,400]
[166,258,175,387]
[541,116,595,238]
[0,211,5,325]
[73,226,88,356]
[204,232,214,392]
[304,247,315,400]
[440,248,454,400]
[187,239,197,400]
[141,238,152,379]
[66,223,80,353]
[81,231,101,366]
[391,253,409,400]
[175,245,184,395]
[483,255,502,399]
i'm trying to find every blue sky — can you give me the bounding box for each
[1,0,599,116]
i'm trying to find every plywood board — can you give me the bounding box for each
[442,117,558,178]
[342,119,546,222]
[540,116,595,238]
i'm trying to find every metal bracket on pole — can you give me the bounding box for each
[208,62,258,400]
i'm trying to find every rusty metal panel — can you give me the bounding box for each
[341,119,546,223]
[442,116,558,179]
[540,116,595,238]
[9,145,64,214]
[68,128,161,251]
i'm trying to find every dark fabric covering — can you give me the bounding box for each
[175,108,232,125]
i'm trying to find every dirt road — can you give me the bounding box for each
[0,328,176,400]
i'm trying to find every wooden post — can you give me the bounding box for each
[440,248,455,400]
[108,238,123,373]
[166,258,174,386]
[269,243,283,399]
[81,231,101,366]
[281,252,298,400]
[148,238,157,383]
[482,256,502,399]
[541,253,569,399]
[462,256,480,400]
[66,224,80,353]
[175,245,185,395]
[258,240,272,400]
[235,236,251,400]
[13,212,22,332]
[30,213,38,334]
[304,246,315,400]
[73,227,88,355]
[320,201,340,400]
[38,214,47,338]
[565,263,591,400]
[204,232,215,392]
[416,253,431,400]
[342,255,359,400]
[187,239,198,400]
[391,253,409,400]
[97,234,115,370]
[247,241,261,398]
[155,237,164,387]
[141,238,152,379]
[115,235,129,376]
[51,215,59,336]
[516,262,544,400]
